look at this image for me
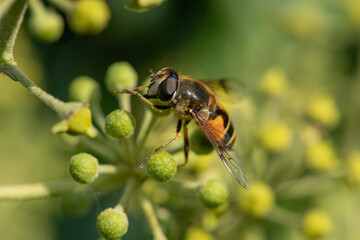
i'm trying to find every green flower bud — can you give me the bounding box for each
[105,109,135,139]
[69,76,101,103]
[146,151,176,182]
[69,153,99,184]
[105,62,138,93]
[125,0,165,12]
[60,191,93,217]
[190,129,213,155]
[68,0,111,36]
[96,208,129,240]
[303,209,333,239]
[199,179,228,208]
[28,8,64,43]
[184,226,214,240]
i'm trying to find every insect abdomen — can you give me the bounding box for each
[209,105,236,149]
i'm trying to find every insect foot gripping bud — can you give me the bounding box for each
[105,109,136,139]
[68,0,111,36]
[146,151,177,182]
[198,179,228,208]
[105,62,138,93]
[28,7,64,43]
[303,209,333,239]
[69,153,99,184]
[97,208,129,240]
[69,76,101,103]
[190,129,214,155]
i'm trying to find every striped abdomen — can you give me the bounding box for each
[208,105,236,149]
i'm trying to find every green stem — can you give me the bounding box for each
[2,64,76,118]
[0,174,127,201]
[98,164,121,174]
[266,205,301,228]
[95,133,124,161]
[275,174,340,200]
[137,112,158,155]
[47,0,73,13]
[117,94,131,113]
[28,0,45,15]
[140,191,167,240]
[0,179,78,201]
[0,0,27,64]
[117,178,136,211]
[92,101,106,132]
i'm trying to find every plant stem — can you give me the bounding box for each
[0,179,78,201]
[140,191,167,240]
[47,0,73,13]
[0,174,127,201]
[2,64,75,118]
[0,0,27,64]
[266,205,301,228]
[98,164,121,174]
[117,178,136,211]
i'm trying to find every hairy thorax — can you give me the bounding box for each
[173,79,211,120]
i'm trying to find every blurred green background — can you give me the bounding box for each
[1,0,360,239]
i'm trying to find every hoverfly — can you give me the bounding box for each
[116,68,250,189]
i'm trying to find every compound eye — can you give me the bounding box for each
[157,75,178,101]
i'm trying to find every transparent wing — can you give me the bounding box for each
[191,111,250,189]
[200,78,250,101]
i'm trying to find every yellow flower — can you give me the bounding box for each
[303,209,333,239]
[184,226,214,240]
[259,67,288,96]
[306,140,337,172]
[238,182,275,217]
[346,152,360,186]
[307,95,340,127]
[283,3,327,39]
[344,0,360,26]
[259,122,293,153]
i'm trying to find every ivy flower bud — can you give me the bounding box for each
[96,208,129,240]
[52,105,98,138]
[69,76,101,103]
[105,109,135,139]
[69,153,99,184]
[306,140,337,172]
[346,152,360,186]
[28,8,64,43]
[105,62,138,93]
[259,67,288,96]
[68,0,111,36]
[184,226,214,240]
[60,192,93,217]
[258,122,293,153]
[303,209,333,239]
[190,129,214,155]
[126,0,165,12]
[238,182,274,217]
[199,179,228,208]
[146,151,176,182]
[307,95,340,127]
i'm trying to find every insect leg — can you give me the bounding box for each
[115,88,170,110]
[178,121,190,167]
[139,119,182,168]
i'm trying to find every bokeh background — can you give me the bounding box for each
[1,0,360,239]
